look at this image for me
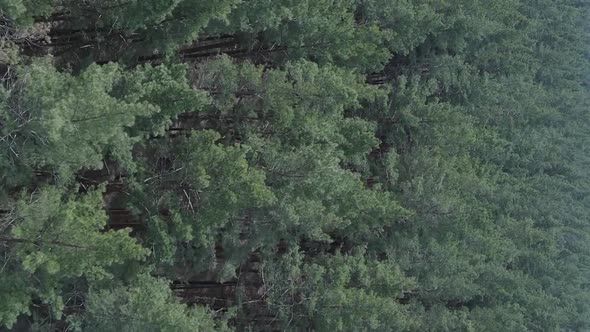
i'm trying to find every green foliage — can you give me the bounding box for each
[0,0,589,330]
[0,0,55,24]
[130,130,275,271]
[0,186,147,328]
[0,59,206,186]
[114,62,210,137]
[0,59,150,183]
[205,0,392,72]
[262,249,416,331]
[106,0,237,54]
[75,274,229,332]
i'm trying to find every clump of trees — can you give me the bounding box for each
[1,0,589,330]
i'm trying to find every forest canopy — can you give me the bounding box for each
[0,0,589,331]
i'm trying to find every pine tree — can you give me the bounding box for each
[0,186,147,328]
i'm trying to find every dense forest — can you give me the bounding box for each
[0,0,588,331]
